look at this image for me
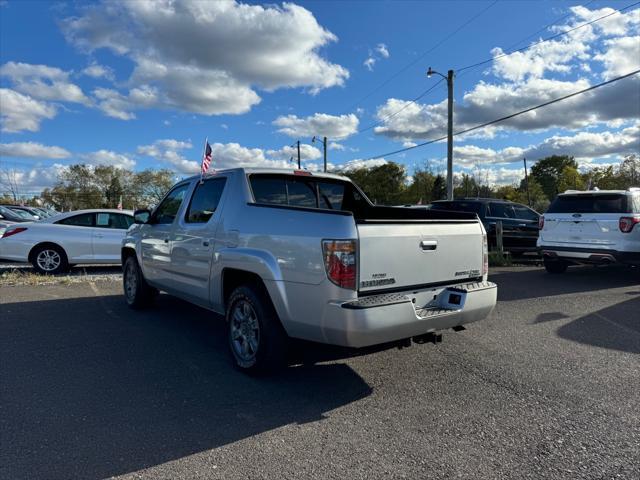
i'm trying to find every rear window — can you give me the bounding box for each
[249,174,360,211]
[430,201,482,214]
[547,194,631,214]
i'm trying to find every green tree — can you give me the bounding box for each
[342,162,407,205]
[530,155,578,200]
[432,174,446,201]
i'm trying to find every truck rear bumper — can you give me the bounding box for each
[318,281,497,348]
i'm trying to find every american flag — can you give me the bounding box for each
[201,141,213,174]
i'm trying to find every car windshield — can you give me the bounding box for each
[547,194,630,214]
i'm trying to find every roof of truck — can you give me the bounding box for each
[561,188,639,195]
[184,167,351,183]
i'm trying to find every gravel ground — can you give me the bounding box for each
[1,265,638,480]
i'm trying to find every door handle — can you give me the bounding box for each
[164,238,170,243]
[94,233,104,238]
[420,240,438,251]
[202,240,210,247]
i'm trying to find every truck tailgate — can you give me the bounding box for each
[357,221,483,293]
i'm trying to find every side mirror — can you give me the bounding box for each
[133,209,151,224]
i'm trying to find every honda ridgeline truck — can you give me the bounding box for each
[122,168,497,373]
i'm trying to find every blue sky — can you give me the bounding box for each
[0,0,638,196]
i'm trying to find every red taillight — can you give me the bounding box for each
[619,216,640,233]
[2,227,28,238]
[538,215,545,230]
[322,240,357,290]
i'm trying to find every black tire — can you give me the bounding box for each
[123,256,157,309]
[544,258,568,274]
[226,284,288,375]
[31,244,69,274]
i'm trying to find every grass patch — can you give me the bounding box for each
[0,266,121,287]
[489,251,512,267]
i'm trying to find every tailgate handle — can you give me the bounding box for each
[420,240,438,251]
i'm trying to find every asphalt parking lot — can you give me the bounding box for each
[1,266,639,480]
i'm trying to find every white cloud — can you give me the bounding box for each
[137,139,198,173]
[375,75,640,141]
[81,149,136,169]
[363,56,376,72]
[363,43,390,72]
[82,62,114,81]
[2,164,67,193]
[0,61,90,104]
[273,113,359,139]
[61,0,348,117]
[267,143,321,162]
[329,142,346,151]
[594,36,640,79]
[451,124,639,169]
[376,43,390,58]
[334,158,388,172]
[0,88,58,133]
[92,86,158,120]
[0,142,71,159]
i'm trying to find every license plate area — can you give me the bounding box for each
[441,287,467,310]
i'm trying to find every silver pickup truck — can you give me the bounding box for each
[122,168,497,373]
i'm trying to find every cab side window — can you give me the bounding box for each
[185,178,227,223]
[56,213,94,227]
[153,184,189,224]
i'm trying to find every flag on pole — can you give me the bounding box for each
[117,195,123,210]
[201,141,213,174]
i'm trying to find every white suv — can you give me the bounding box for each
[538,188,640,273]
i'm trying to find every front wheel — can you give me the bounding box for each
[544,258,568,274]
[226,284,288,375]
[123,256,157,309]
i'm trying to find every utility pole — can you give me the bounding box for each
[312,136,328,172]
[428,67,455,200]
[296,140,301,169]
[523,157,531,207]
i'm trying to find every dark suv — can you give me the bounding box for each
[429,198,540,254]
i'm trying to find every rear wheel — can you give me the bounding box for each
[123,256,157,309]
[31,244,69,274]
[226,284,288,375]
[544,258,568,274]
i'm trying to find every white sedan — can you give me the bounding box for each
[0,209,134,274]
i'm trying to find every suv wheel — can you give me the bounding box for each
[123,256,157,308]
[544,258,568,274]
[226,284,288,375]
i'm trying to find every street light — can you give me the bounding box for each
[427,67,455,201]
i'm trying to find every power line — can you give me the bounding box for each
[365,69,640,160]
[340,1,634,143]
[457,1,640,74]
[341,0,498,114]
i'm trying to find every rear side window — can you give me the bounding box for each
[318,182,346,209]
[56,213,94,227]
[487,203,515,218]
[185,178,227,223]
[95,213,134,229]
[547,194,630,214]
[512,205,539,221]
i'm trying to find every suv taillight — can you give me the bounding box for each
[619,216,640,233]
[538,215,544,230]
[2,227,28,238]
[322,240,357,290]
[482,233,488,277]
